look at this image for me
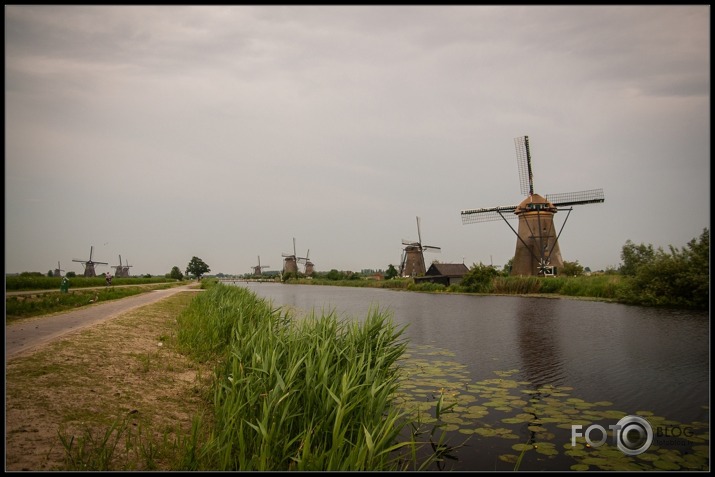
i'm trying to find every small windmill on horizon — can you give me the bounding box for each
[399,216,441,277]
[282,238,307,276]
[54,261,65,277]
[252,256,270,276]
[299,249,314,276]
[460,135,605,276]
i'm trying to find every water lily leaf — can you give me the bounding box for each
[634,452,659,462]
[475,428,497,437]
[652,460,680,470]
[511,443,533,452]
[581,457,609,466]
[498,454,518,464]
[527,425,547,433]
[570,464,590,471]
[535,446,559,456]
[502,417,529,424]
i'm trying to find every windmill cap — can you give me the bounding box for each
[515,194,556,214]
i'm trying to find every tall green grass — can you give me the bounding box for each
[6,275,179,291]
[487,275,626,300]
[176,284,417,471]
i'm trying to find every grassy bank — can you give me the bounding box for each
[6,275,179,291]
[26,282,440,470]
[5,282,188,323]
[174,283,419,470]
[287,273,705,309]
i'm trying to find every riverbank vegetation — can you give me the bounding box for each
[47,283,444,470]
[278,229,709,310]
[6,275,179,291]
[172,283,434,470]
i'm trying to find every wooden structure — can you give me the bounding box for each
[414,263,470,287]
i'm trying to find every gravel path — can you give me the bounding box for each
[5,285,202,360]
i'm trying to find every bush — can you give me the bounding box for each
[460,263,500,293]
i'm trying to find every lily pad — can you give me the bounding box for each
[511,443,533,452]
[652,460,681,470]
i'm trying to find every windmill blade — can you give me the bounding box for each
[89,246,94,261]
[293,237,297,258]
[423,245,441,253]
[515,136,534,196]
[546,189,605,207]
[461,205,518,224]
[416,216,422,245]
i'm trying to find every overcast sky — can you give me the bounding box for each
[5,5,710,277]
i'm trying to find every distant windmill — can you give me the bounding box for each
[460,135,605,276]
[282,238,300,276]
[399,216,441,277]
[252,256,270,276]
[54,261,65,277]
[113,255,124,277]
[72,246,108,277]
[122,258,133,278]
[299,249,314,276]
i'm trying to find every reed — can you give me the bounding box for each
[175,284,418,470]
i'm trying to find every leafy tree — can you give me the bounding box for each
[619,240,656,276]
[170,266,184,280]
[66,271,77,278]
[502,258,513,276]
[461,263,500,293]
[620,228,709,309]
[47,270,54,277]
[186,256,210,280]
[385,264,399,280]
[561,260,584,277]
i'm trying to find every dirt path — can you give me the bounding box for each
[6,285,202,360]
[5,287,212,471]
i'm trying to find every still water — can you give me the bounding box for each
[232,282,710,471]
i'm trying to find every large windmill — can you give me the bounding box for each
[72,246,108,277]
[399,216,441,277]
[252,256,270,276]
[282,238,307,276]
[460,135,605,276]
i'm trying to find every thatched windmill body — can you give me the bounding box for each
[400,216,441,277]
[460,136,605,276]
[73,246,108,277]
[252,256,270,276]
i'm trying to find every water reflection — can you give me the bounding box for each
[516,298,564,389]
